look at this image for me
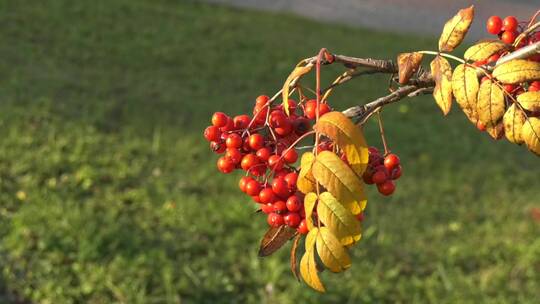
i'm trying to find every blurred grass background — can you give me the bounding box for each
[0,0,538,303]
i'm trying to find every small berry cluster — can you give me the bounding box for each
[362,147,402,196]
[203,95,332,234]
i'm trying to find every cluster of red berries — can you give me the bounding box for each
[362,147,402,196]
[475,15,540,132]
[203,95,332,234]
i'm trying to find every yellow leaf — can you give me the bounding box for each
[397,52,423,84]
[452,64,480,123]
[492,59,540,84]
[438,5,474,52]
[300,250,325,292]
[282,64,313,115]
[313,112,369,176]
[297,152,316,194]
[517,91,540,113]
[305,227,318,252]
[316,227,351,273]
[317,192,361,246]
[463,40,508,61]
[304,192,318,230]
[430,56,453,115]
[485,122,505,140]
[477,79,505,127]
[522,117,540,156]
[503,104,526,144]
[312,151,365,214]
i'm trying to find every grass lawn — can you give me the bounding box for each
[0,0,538,303]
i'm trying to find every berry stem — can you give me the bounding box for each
[377,111,389,155]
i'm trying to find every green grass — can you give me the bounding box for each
[0,0,538,303]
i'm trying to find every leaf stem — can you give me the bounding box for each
[377,111,389,154]
[418,51,465,64]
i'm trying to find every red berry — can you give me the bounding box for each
[217,157,234,173]
[252,195,261,204]
[356,212,365,221]
[256,95,270,107]
[261,203,274,214]
[210,141,226,154]
[225,133,242,149]
[284,212,301,228]
[377,180,396,196]
[368,146,380,155]
[267,213,284,227]
[245,180,261,196]
[297,219,309,234]
[268,155,284,171]
[239,176,252,193]
[503,84,516,93]
[240,153,260,171]
[273,200,287,214]
[272,177,290,198]
[204,126,221,142]
[225,148,243,164]
[284,172,298,189]
[292,118,311,135]
[372,169,388,184]
[501,31,518,44]
[233,115,251,129]
[212,112,229,127]
[487,53,500,63]
[256,147,271,162]
[486,16,502,35]
[391,165,402,180]
[502,16,518,32]
[383,153,400,170]
[259,187,276,204]
[248,134,264,150]
[362,170,374,184]
[476,121,486,132]
[286,195,302,212]
[253,104,269,123]
[282,149,298,164]
[304,100,331,119]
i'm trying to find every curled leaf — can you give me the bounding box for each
[486,122,505,140]
[258,225,296,257]
[282,63,313,115]
[430,56,453,115]
[517,91,540,113]
[492,59,540,84]
[452,64,480,123]
[397,52,423,84]
[477,79,506,127]
[312,151,365,214]
[316,227,351,273]
[300,249,325,292]
[297,152,316,194]
[522,117,540,156]
[438,5,474,52]
[464,40,508,61]
[503,104,526,144]
[290,234,302,281]
[313,112,369,176]
[317,192,361,246]
[304,192,318,230]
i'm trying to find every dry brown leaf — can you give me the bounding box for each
[258,225,296,257]
[430,56,453,115]
[477,79,506,127]
[492,59,540,84]
[438,5,474,52]
[486,122,505,140]
[397,52,423,84]
[290,234,302,281]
